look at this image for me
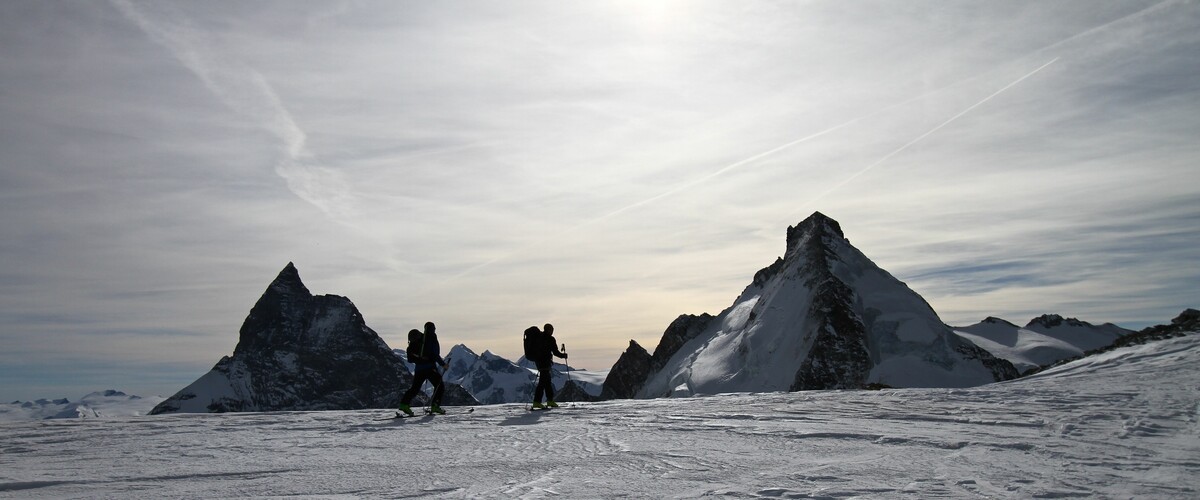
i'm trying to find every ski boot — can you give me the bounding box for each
[531,401,545,410]
[546,400,559,408]
[398,403,415,417]
[430,404,446,415]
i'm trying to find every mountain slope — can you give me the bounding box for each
[616,212,1017,399]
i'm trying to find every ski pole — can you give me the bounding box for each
[429,356,449,413]
[561,343,570,385]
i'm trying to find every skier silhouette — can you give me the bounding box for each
[526,323,567,409]
[399,321,448,416]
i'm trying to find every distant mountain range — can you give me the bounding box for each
[1,390,164,421]
[397,344,606,404]
[952,315,1132,374]
[29,213,1187,417]
[150,262,604,415]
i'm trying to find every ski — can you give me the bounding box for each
[526,404,573,411]
[377,412,416,420]
[379,407,473,419]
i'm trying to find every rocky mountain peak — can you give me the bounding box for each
[786,211,845,254]
[600,340,653,400]
[1171,308,1200,328]
[752,212,848,288]
[261,262,311,305]
[605,214,1018,400]
[1026,314,1093,330]
[151,263,414,414]
[982,317,1019,327]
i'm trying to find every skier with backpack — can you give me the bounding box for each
[524,323,567,409]
[399,321,448,416]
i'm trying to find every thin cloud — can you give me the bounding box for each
[110,0,357,221]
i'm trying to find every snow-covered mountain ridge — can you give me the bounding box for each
[409,344,607,404]
[953,314,1133,373]
[1,390,164,421]
[605,212,1019,399]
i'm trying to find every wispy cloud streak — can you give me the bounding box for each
[110,0,356,220]
[790,57,1061,217]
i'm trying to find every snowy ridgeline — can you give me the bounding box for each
[1,390,165,421]
[952,314,1132,373]
[399,344,608,404]
[2,334,1196,498]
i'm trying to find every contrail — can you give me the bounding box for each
[447,59,1062,283]
[441,0,1166,284]
[110,0,357,221]
[445,116,863,281]
[596,119,863,223]
[790,57,1061,217]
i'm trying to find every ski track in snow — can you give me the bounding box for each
[2,336,1198,498]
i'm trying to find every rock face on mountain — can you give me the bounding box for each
[555,380,599,402]
[151,263,413,414]
[1097,309,1198,352]
[600,340,653,400]
[604,212,1019,399]
[600,314,715,400]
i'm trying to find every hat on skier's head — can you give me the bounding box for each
[544,323,554,334]
[408,329,422,343]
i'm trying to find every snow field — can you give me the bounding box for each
[2,335,1197,498]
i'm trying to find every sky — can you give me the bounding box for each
[2,0,1198,402]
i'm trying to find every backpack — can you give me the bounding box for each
[405,329,425,364]
[523,326,541,361]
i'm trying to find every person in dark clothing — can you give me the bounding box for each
[530,323,567,409]
[399,321,448,416]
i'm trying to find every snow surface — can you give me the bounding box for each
[2,335,1196,498]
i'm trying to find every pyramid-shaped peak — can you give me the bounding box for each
[275,261,301,282]
[449,344,478,356]
[267,262,310,294]
[785,211,846,254]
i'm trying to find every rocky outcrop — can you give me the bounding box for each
[555,380,599,402]
[1109,309,1198,349]
[650,314,716,369]
[791,278,872,390]
[600,340,653,400]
